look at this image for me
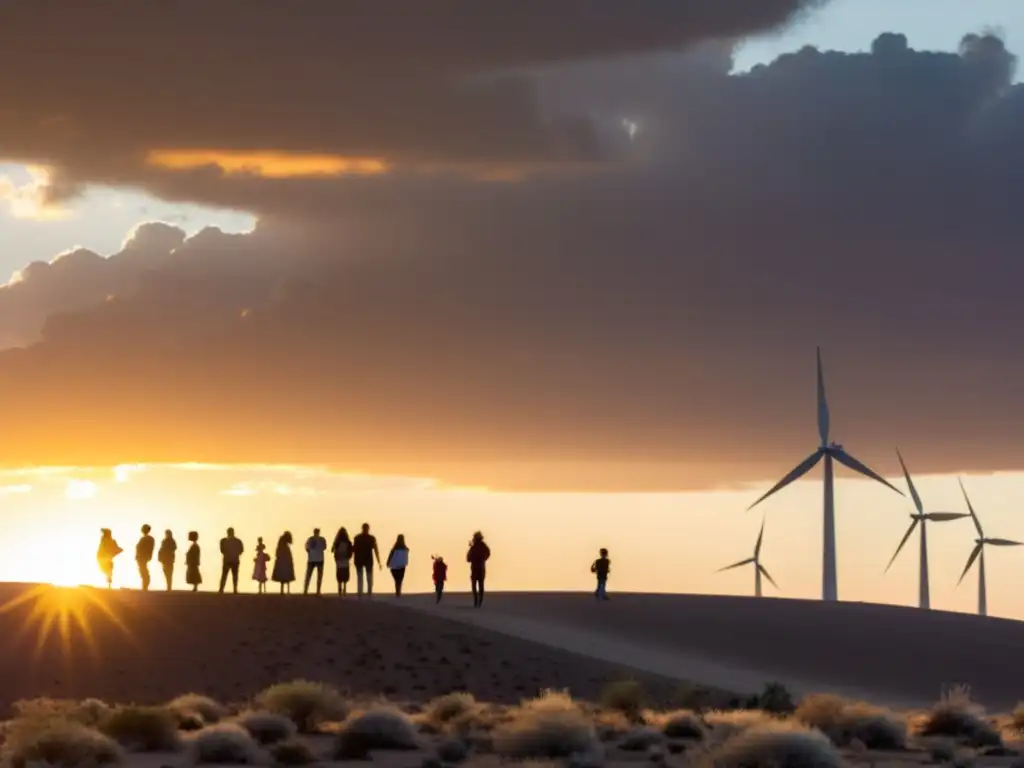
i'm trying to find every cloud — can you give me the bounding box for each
[2,24,1024,490]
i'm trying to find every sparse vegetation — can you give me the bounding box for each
[269,738,316,765]
[189,722,267,765]
[426,692,478,726]
[751,682,796,714]
[920,685,1002,747]
[493,690,599,759]
[601,679,647,721]
[703,709,775,742]
[649,709,706,740]
[3,716,123,768]
[11,697,111,727]
[98,705,180,752]
[334,707,420,759]
[254,680,348,733]
[236,710,298,745]
[795,693,907,749]
[698,720,843,768]
[167,693,227,726]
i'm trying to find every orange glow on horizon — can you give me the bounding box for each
[146,149,390,178]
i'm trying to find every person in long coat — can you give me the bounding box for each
[185,531,202,591]
[272,531,295,594]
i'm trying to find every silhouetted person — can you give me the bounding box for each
[467,531,491,608]
[158,530,177,591]
[185,531,202,592]
[253,537,270,594]
[135,524,155,591]
[591,548,611,601]
[304,527,327,595]
[96,528,123,588]
[353,523,381,597]
[219,527,244,594]
[387,534,409,597]
[272,531,295,594]
[331,527,353,596]
[432,555,447,604]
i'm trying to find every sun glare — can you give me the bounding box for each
[147,149,390,178]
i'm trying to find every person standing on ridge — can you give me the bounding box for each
[96,528,123,589]
[158,529,177,591]
[467,531,491,608]
[591,547,611,601]
[432,555,448,604]
[185,531,202,592]
[386,534,410,597]
[253,537,270,593]
[331,526,353,596]
[219,527,244,594]
[272,531,295,594]
[135,524,155,591]
[304,527,328,595]
[352,523,381,597]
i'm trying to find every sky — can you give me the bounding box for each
[1,1,1024,616]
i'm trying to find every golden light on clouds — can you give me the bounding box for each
[0,165,70,221]
[147,150,390,178]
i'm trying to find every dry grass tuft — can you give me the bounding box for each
[3,716,123,768]
[702,710,775,743]
[697,719,843,768]
[98,705,180,752]
[919,685,1002,747]
[253,680,348,733]
[426,692,478,726]
[649,709,706,740]
[166,693,227,726]
[236,710,297,745]
[334,707,420,759]
[11,698,111,728]
[188,722,267,765]
[600,680,646,720]
[794,693,907,750]
[493,689,599,759]
[269,737,316,766]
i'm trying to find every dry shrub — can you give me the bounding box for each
[11,698,111,728]
[920,685,1002,747]
[619,726,664,752]
[426,692,478,726]
[269,738,316,766]
[3,716,123,768]
[650,709,706,740]
[593,710,632,741]
[698,720,843,768]
[189,722,267,765]
[236,710,297,745]
[493,690,599,759]
[98,705,180,752]
[600,680,646,720]
[795,693,907,750]
[703,710,775,743]
[254,680,347,733]
[334,707,419,759]
[166,693,227,726]
[1011,703,1024,734]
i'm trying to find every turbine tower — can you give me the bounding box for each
[717,515,778,597]
[885,449,968,609]
[749,348,903,602]
[957,478,1022,617]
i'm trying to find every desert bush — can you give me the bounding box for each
[426,692,478,726]
[920,686,1002,747]
[254,680,347,733]
[601,680,646,720]
[752,682,796,715]
[11,698,111,727]
[237,711,297,745]
[795,693,907,750]
[3,716,123,768]
[619,726,664,752]
[189,723,267,765]
[436,736,470,763]
[493,690,599,759]
[1011,703,1024,734]
[333,707,419,759]
[698,720,843,768]
[650,709,706,740]
[167,693,227,726]
[703,710,775,743]
[269,738,315,766]
[98,705,180,752]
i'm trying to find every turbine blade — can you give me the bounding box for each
[958,543,983,586]
[755,515,766,559]
[830,448,904,496]
[718,557,755,572]
[817,347,829,446]
[984,538,1023,546]
[748,451,824,510]
[758,563,779,590]
[896,448,923,514]
[923,512,970,522]
[885,519,919,573]
[958,478,984,537]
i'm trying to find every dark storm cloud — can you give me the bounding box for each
[1,28,1023,490]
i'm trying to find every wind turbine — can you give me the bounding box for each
[885,449,968,609]
[749,348,904,602]
[717,515,778,597]
[957,478,1022,617]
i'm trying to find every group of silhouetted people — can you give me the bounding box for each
[96,524,495,603]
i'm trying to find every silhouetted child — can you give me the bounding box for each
[432,555,448,603]
[186,531,202,592]
[253,537,270,593]
[591,548,611,601]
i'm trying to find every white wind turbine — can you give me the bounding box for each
[749,347,904,601]
[885,449,968,609]
[717,515,778,597]
[957,478,1022,617]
